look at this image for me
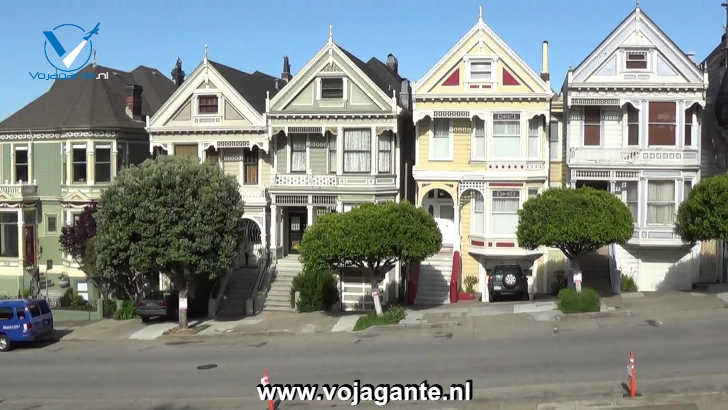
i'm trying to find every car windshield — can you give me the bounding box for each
[144,292,164,300]
[494,266,520,275]
[16,307,25,320]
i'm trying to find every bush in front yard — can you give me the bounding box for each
[113,300,137,320]
[354,306,406,331]
[291,267,339,313]
[620,274,638,293]
[557,287,600,313]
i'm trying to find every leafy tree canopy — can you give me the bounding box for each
[517,187,633,260]
[94,156,244,327]
[676,174,728,243]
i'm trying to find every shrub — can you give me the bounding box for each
[558,287,600,314]
[291,267,339,313]
[463,276,478,294]
[21,288,33,299]
[102,299,117,318]
[354,306,406,331]
[621,274,638,293]
[0,294,9,300]
[550,270,567,296]
[113,299,137,320]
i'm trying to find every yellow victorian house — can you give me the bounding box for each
[412,9,554,304]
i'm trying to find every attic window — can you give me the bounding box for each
[626,51,648,69]
[321,78,343,99]
[198,95,218,114]
[469,61,492,82]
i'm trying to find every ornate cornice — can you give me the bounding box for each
[0,129,122,141]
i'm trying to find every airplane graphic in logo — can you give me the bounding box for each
[42,23,100,71]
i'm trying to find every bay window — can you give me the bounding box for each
[471,117,485,161]
[471,191,484,234]
[647,180,675,225]
[328,134,337,173]
[583,106,601,146]
[377,134,392,174]
[343,128,371,173]
[431,119,451,160]
[0,213,18,258]
[15,147,28,183]
[627,105,640,146]
[625,182,638,223]
[492,113,520,158]
[290,135,307,173]
[491,190,519,235]
[528,118,540,159]
[72,146,87,183]
[95,145,111,183]
[684,107,694,146]
[648,102,676,146]
[243,147,258,185]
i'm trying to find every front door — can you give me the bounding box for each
[423,189,455,245]
[288,211,307,254]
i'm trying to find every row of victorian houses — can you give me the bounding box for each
[0,5,726,311]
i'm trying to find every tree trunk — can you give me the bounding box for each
[178,284,189,329]
[371,279,383,317]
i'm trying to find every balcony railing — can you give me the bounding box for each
[273,174,396,187]
[0,181,38,199]
[484,160,545,171]
[569,148,699,167]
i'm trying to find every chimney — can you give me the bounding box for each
[126,84,143,120]
[540,41,550,82]
[386,53,398,74]
[281,56,292,83]
[171,57,185,87]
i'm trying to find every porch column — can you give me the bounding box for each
[87,141,94,186]
[337,127,343,175]
[370,126,377,176]
[27,143,33,184]
[306,203,314,227]
[270,204,278,259]
[17,208,23,266]
[65,142,72,185]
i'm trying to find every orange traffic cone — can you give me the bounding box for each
[627,352,637,397]
[261,369,275,410]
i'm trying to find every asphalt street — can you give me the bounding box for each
[1,315,728,409]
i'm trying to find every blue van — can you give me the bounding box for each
[0,299,54,352]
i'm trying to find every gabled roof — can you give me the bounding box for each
[415,16,551,94]
[0,64,174,132]
[338,47,403,97]
[570,7,704,84]
[207,60,281,113]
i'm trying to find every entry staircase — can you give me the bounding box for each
[414,246,453,305]
[263,254,301,312]
[216,267,258,317]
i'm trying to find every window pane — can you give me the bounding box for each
[647,180,675,225]
[245,164,258,184]
[344,129,371,173]
[378,134,391,173]
[684,108,693,146]
[47,215,57,233]
[649,102,676,123]
[493,136,520,158]
[198,95,218,113]
[321,78,343,99]
[528,119,540,158]
[0,307,12,321]
[291,135,306,172]
[72,148,87,183]
[583,107,601,146]
[432,119,450,159]
[648,125,676,145]
[626,182,638,223]
[329,135,337,173]
[0,223,18,257]
[95,147,111,183]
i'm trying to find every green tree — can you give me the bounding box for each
[300,201,441,316]
[517,187,633,282]
[95,157,243,328]
[676,174,728,242]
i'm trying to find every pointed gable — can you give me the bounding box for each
[148,58,279,130]
[415,16,551,97]
[269,39,401,114]
[571,8,704,85]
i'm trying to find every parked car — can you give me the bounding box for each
[137,291,178,322]
[0,299,55,352]
[487,265,529,302]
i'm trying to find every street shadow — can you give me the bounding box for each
[9,329,74,351]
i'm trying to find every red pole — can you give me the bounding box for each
[261,369,275,410]
[628,352,637,397]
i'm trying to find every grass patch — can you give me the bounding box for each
[353,306,406,331]
[620,274,638,292]
[558,287,600,314]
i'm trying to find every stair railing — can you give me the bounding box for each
[250,248,273,315]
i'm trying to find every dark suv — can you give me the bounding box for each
[137,291,178,322]
[487,264,529,302]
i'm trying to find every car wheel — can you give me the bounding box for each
[141,316,150,323]
[0,334,11,352]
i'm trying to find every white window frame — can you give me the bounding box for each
[624,49,650,72]
[429,118,453,161]
[646,179,677,227]
[71,143,87,183]
[528,117,541,159]
[470,190,485,235]
[14,145,29,184]
[491,112,522,159]
[464,55,497,88]
[195,93,221,115]
[490,190,520,236]
[94,144,112,183]
[320,77,344,100]
[647,101,678,147]
[471,117,486,161]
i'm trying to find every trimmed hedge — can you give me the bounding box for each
[558,287,600,313]
[291,268,339,313]
[354,306,406,331]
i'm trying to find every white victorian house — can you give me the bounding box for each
[563,6,708,291]
[147,54,284,266]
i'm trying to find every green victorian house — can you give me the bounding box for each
[0,63,174,301]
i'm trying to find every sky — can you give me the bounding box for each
[0,0,724,121]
